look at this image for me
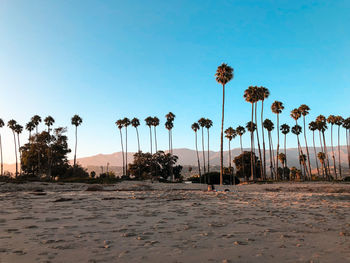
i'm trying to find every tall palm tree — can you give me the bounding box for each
[259,87,270,179]
[316,115,330,178]
[71,115,83,168]
[14,124,23,175]
[31,115,42,173]
[215,63,234,185]
[131,118,141,152]
[317,152,326,176]
[308,121,320,177]
[246,121,257,180]
[165,112,175,154]
[205,119,213,173]
[165,120,174,181]
[254,88,263,180]
[191,123,201,178]
[263,119,275,179]
[244,86,258,180]
[280,124,290,167]
[44,116,55,178]
[122,118,131,175]
[25,121,35,140]
[145,117,154,154]
[152,117,160,153]
[225,127,236,184]
[335,116,344,178]
[198,118,207,174]
[44,116,55,134]
[116,119,125,175]
[236,125,246,178]
[7,120,18,177]
[271,101,284,180]
[299,104,312,176]
[342,117,350,169]
[327,115,337,178]
[0,119,4,176]
[291,124,304,177]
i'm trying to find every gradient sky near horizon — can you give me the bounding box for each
[0,0,349,164]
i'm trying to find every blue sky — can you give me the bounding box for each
[0,0,349,163]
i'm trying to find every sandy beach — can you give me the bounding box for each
[0,182,350,263]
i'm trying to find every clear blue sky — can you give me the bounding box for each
[0,0,349,163]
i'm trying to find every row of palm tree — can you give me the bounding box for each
[0,115,82,177]
[115,113,176,178]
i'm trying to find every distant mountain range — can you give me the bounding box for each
[3,147,349,174]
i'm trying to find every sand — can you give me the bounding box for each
[0,181,350,263]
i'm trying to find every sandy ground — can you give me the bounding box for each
[0,181,350,263]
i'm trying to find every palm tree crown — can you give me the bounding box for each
[236,126,246,136]
[271,101,284,114]
[280,124,290,135]
[263,119,274,131]
[215,63,234,84]
[292,125,302,135]
[224,127,236,141]
[71,115,83,127]
[299,104,310,116]
[131,118,140,128]
[191,122,200,132]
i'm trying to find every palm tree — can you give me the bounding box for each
[263,119,275,179]
[145,117,154,154]
[7,120,18,177]
[215,63,234,185]
[291,124,304,177]
[278,153,286,179]
[122,117,131,175]
[271,101,284,180]
[246,121,257,180]
[244,86,258,180]
[236,125,246,179]
[280,124,290,167]
[131,118,141,152]
[327,115,337,178]
[316,115,330,178]
[299,104,312,176]
[299,154,308,178]
[225,127,236,184]
[191,123,201,178]
[152,117,160,153]
[44,116,55,178]
[308,121,320,177]
[14,124,23,175]
[198,118,207,174]
[205,119,213,173]
[254,88,263,180]
[0,119,4,176]
[44,116,55,134]
[165,120,174,180]
[165,112,176,154]
[342,117,350,169]
[116,119,125,175]
[335,116,344,178]
[317,152,326,176]
[31,115,42,173]
[25,121,35,140]
[71,115,83,168]
[259,87,270,180]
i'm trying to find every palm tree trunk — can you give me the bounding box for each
[268,131,274,180]
[276,114,280,180]
[312,131,320,177]
[119,129,125,175]
[319,131,326,178]
[220,84,225,185]
[347,129,350,169]
[207,128,210,173]
[228,139,231,184]
[261,101,266,180]
[12,131,18,177]
[201,127,206,175]
[149,126,153,154]
[322,131,331,180]
[74,126,77,167]
[296,134,303,178]
[284,134,287,167]
[17,134,22,175]
[195,132,201,177]
[136,127,140,152]
[250,103,254,181]
[0,134,3,177]
[154,126,157,153]
[254,102,263,180]
[240,135,244,180]
[36,127,41,175]
[330,125,337,179]
[303,116,312,177]
[125,126,128,176]
[337,125,342,179]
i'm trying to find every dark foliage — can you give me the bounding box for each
[233,151,261,181]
